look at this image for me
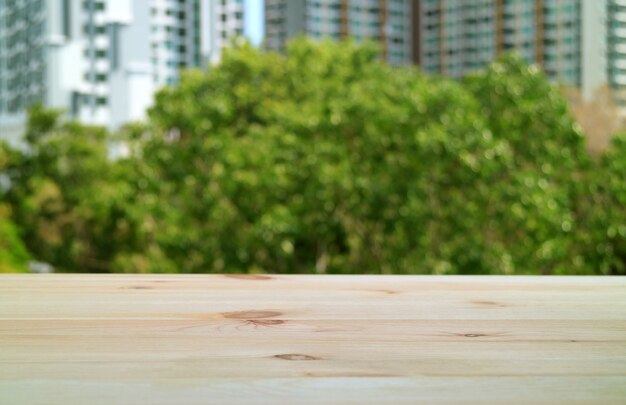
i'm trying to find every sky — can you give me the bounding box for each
[244,0,264,46]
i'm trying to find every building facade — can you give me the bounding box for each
[415,0,608,102]
[202,0,245,64]
[265,0,414,65]
[0,0,246,143]
[265,0,626,107]
[607,0,626,105]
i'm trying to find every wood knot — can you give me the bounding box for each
[225,274,273,280]
[252,320,284,325]
[374,289,399,295]
[121,286,154,290]
[463,333,486,338]
[243,320,286,328]
[472,300,507,307]
[222,310,282,319]
[274,354,320,361]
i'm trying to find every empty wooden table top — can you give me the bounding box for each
[1,274,625,404]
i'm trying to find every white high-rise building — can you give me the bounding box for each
[202,0,245,64]
[0,0,246,143]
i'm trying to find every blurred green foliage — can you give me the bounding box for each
[0,206,30,273]
[1,39,624,274]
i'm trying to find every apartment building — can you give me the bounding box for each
[0,0,246,143]
[202,0,245,64]
[416,0,607,102]
[265,0,414,65]
[607,0,626,104]
[266,0,626,106]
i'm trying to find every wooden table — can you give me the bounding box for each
[1,275,625,404]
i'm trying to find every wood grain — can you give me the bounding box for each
[1,274,625,404]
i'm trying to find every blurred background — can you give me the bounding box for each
[0,0,625,275]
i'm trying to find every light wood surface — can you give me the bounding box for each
[1,274,625,404]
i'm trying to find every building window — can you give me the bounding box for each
[63,0,72,38]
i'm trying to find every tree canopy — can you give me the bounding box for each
[1,39,624,275]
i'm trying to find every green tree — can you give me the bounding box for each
[462,55,593,274]
[0,197,30,273]
[129,41,601,274]
[0,214,30,273]
[0,145,31,273]
[600,134,626,274]
[2,104,141,272]
[580,134,626,274]
[4,41,621,275]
